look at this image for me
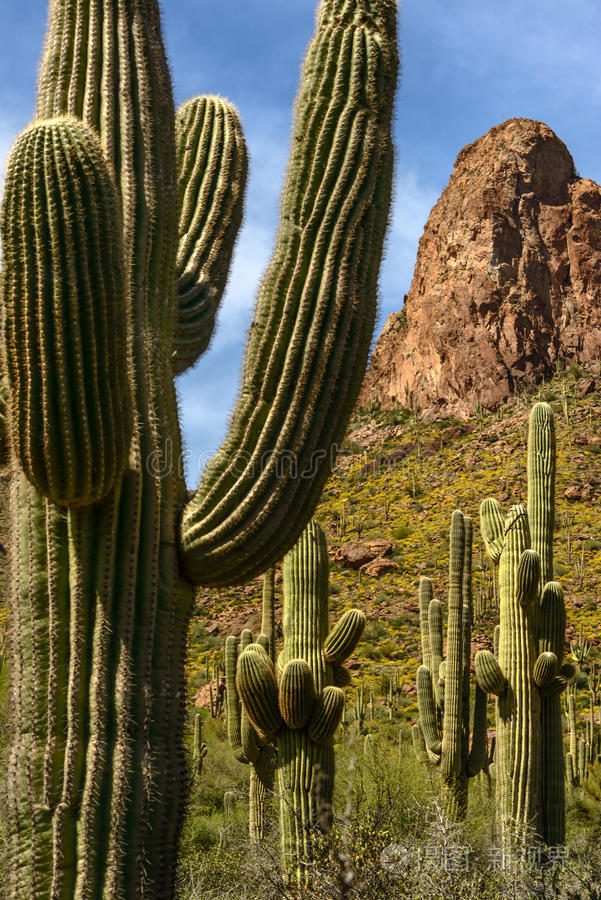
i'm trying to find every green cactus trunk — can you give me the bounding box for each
[0,0,398,895]
[415,511,488,816]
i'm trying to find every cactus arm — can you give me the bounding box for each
[179,0,398,586]
[480,498,505,563]
[173,97,248,374]
[279,660,316,729]
[418,577,433,670]
[323,609,366,663]
[466,684,489,777]
[416,666,442,760]
[236,648,282,739]
[225,635,251,764]
[307,686,345,742]
[428,599,444,708]
[527,402,555,592]
[261,567,277,663]
[475,651,507,696]
[1,119,132,507]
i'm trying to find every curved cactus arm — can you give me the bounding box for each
[475,650,507,697]
[307,686,345,743]
[480,498,504,563]
[466,684,489,777]
[418,577,433,670]
[416,665,442,761]
[225,635,253,764]
[332,665,351,687]
[428,599,444,708]
[279,660,316,729]
[539,582,565,662]
[236,648,282,739]
[323,609,366,664]
[1,118,132,507]
[516,550,540,606]
[173,96,248,375]
[178,0,398,586]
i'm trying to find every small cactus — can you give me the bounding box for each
[192,714,208,779]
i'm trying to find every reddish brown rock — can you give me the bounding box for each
[360,557,399,577]
[334,539,394,570]
[360,119,601,416]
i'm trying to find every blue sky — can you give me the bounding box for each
[1,0,600,482]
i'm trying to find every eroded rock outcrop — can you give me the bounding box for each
[361,118,601,416]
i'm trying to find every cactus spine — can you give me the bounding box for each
[236,521,365,882]
[0,1,398,895]
[475,403,572,848]
[415,511,488,815]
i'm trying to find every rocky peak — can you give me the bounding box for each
[360,118,601,417]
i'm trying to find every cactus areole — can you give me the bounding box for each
[0,1,398,896]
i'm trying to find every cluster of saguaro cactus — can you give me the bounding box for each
[414,510,488,815]
[0,0,398,894]
[224,569,278,842]
[236,521,365,881]
[475,403,574,848]
[565,668,601,789]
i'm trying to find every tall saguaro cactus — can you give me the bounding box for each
[0,1,398,896]
[236,521,366,881]
[415,511,488,815]
[475,403,573,848]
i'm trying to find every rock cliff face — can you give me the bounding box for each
[361,118,601,416]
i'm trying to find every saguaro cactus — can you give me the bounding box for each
[192,714,208,779]
[415,511,488,815]
[236,521,365,881]
[475,403,573,848]
[0,1,398,896]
